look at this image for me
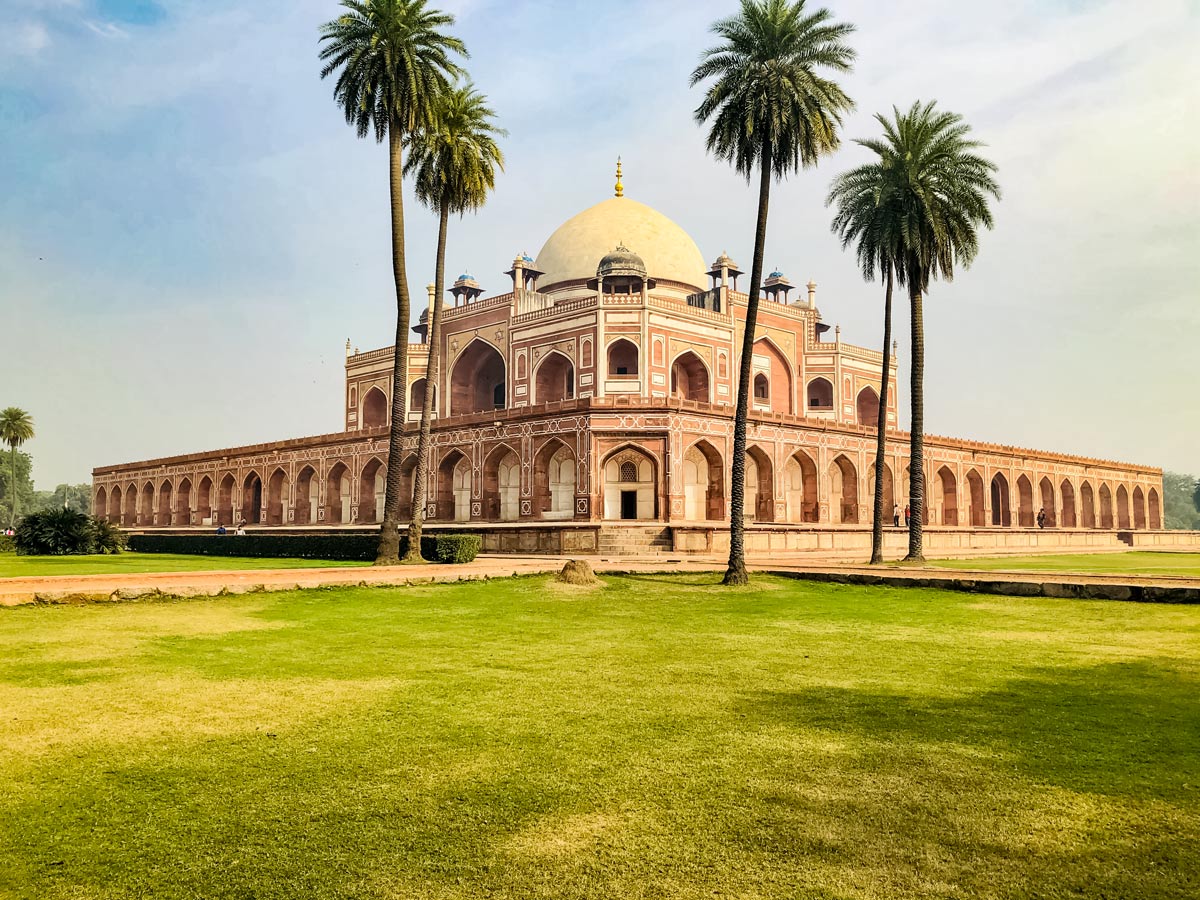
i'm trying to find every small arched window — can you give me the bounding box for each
[807,377,834,409]
[619,461,638,483]
[608,339,639,377]
[753,373,769,400]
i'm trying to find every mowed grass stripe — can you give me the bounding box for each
[0,574,1196,899]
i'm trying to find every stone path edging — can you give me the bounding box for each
[2,555,1198,606]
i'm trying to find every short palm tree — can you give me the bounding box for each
[402,84,505,562]
[828,145,907,564]
[868,101,1000,560]
[0,407,35,527]
[691,0,855,585]
[319,0,466,564]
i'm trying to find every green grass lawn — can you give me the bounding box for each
[927,551,1200,577]
[1,575,1197,899]
[0,551,368,578]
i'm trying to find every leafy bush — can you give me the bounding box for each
[127,532,481,564]
[13,509,126,555]
[0,533,14,553]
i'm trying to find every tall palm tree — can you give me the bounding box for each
[402,84,505,562]
[319,0,466,564]
[828,149,907,564]
[691,0,855,585]
[865,101,1000,561]
[0,407,34,527]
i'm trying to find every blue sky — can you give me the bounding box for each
[2,0,1197,486]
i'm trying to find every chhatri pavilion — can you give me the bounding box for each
[93,166,1164,554]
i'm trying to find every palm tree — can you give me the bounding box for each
[866,101,1000,561]
[402,84,505,562]
[0,407,35,527]
[319,0,466,564]
[691,0,855,585]
[828,148,907,564]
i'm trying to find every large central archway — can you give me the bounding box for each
[603,447,657,520]
[450,339,506,415]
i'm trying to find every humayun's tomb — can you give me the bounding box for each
[93,175,1170,555]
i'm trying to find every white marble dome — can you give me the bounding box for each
[534,197,707,293]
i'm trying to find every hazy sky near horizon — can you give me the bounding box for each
[2,0,1197,488]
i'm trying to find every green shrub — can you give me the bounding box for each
[14,509,125,555]
[127,532,481,564]
[0,533,14,553]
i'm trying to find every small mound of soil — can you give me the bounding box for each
[556,559,601,586]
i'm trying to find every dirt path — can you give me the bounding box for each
[3,554,1199,606]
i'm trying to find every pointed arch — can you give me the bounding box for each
[1038,476,1055,527]
[670,351,710,403]
[1148,487,1161,529]
[607,338,639,377]
[1133,485,1146,530]
[361,387,388,429]
[326,462,351,525]
[533,350,575,405]
[682,439,724,521]
[744,445,775,522]
[856,386,880,428]
[966,469,985,527]
[752,336,793,414]
[990,473,1011,527]
[293,466,316,525]
[436,449,471,522]
[602,445,658,520]
[358,457,386,525]
[1016,474,1034,528]
[140,482,155,526]
[1099,483,1114,529]
[241,470,263,525]
[1080,481,1096,528]
[1060,479,1077,528]
[784,449,819,523]
[829,454,859,524]
[217,474,236,526]
[94,486,108,522]
[266,468,288,526]
[175,477,193,526]
[108,485,121,525]
[450,338,507,415]
[533,438,577,519]
[936,466,958,526]
[154,479,172,527]
[1116,484,1130,529]
[409,378,435,416]
[806,376,834,411]
[483,443,521,521]
[196,475,212,524]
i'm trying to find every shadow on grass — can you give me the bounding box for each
[739,659,1199,803]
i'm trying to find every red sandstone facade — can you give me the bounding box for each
[93,190,1164,548]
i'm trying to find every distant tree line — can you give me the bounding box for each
[1163,471,1200,531]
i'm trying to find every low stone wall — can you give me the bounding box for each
[1125,530,1200,550]
[678,526,1141,557]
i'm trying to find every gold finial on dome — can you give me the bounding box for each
[614,156,624,198]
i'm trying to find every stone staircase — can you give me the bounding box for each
[596,525,674,556]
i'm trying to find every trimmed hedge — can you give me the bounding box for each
[0,534,15,553]
[127,532,481,564]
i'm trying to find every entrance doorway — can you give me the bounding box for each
[620,490,638,520]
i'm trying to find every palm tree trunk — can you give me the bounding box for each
[869,265,894,564]
[905,268,925,561]
[403,202,449,562]
[723,142,772,586]
[9,445,16,528]
[376,125,412,565]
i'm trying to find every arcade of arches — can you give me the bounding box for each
[96,426,1165,534]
